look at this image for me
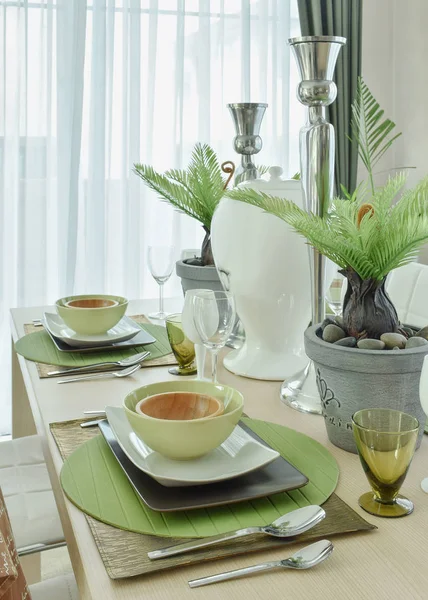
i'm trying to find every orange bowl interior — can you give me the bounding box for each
[136,391,224,421]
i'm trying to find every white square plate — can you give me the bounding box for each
[105,406,280,487]
[43,312,142,347]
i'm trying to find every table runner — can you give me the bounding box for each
[22,315,177,378]
[50,417,376,579]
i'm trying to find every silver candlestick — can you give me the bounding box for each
[280,35,346,414]
[228,103,267,186]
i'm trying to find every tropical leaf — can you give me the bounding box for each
[133,143,228,232]
[226,173,428,281]
[349,77,402,194]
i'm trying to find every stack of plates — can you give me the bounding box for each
[99,407,309,512]
[42,313,156,353]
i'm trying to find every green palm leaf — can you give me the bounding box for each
[350,77,402,194]
[227,173,428,281]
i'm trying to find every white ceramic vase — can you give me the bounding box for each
[211,168,311,380]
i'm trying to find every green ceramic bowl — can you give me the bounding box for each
[123,381,244,460]
[56,294,128,335]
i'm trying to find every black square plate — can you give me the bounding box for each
[98,420,308,512]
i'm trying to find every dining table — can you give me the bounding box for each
[10,299,428,600]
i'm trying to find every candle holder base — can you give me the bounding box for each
[280,360,322,415]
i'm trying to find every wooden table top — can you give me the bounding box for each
[10,300,428,600]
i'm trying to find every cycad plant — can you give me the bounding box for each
[227,79,428,339]
[134,144,229,266]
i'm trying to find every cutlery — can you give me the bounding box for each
[80,419,103,429]
[47,351,150,376]
[84,410,107,416]
[188,539,333,588]
[148,505,325,560]
[57,364,141,384]
[33,319,43,327]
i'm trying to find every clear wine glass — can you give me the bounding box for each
[147,246,175,320]
[192,291,236,384]
[182,289,211,380]
[419,354,428,492]
[325,270,345,317]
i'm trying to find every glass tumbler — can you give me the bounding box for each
[352,408,419,517]
[165,314,197,376]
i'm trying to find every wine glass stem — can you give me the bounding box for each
[211,349,219,383]
[158,282,164,315]
[195,344,206,380]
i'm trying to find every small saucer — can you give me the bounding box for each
[105,406,280,487]
[43,312,142,348]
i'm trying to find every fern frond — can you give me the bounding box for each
[350,77,402,194]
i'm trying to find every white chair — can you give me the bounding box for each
[386,262,428,328]
[0,434,65,554]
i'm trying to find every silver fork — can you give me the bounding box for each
[47,351,150,376]
[57,364,141,384]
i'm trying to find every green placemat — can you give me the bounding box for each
[15,322,171,368]
[60,418,339,538]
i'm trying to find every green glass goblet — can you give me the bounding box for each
[352,408,419,518]
[165,314,197,376]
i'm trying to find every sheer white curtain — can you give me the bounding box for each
[0,0,301,432]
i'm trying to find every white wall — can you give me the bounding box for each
[362,0,428,261]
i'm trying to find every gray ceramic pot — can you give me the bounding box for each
[304,324,428,453]
[175,260,222,295]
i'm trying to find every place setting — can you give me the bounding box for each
[14,293,178,379]
[47,288,377,584]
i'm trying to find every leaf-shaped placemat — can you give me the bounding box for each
[15,323,171,368]
[60,418,339,538]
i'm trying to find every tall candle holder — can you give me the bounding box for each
[280,35,346,414]
[227,103,267,186]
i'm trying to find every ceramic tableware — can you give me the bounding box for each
[98,417,308,509]
[105,406,279,486]
[148,505,326,560]
[123,380,244,460]
[188,540,334,587]
[43,312,140,347]
[135,391,223,420]
[56,294,128,335]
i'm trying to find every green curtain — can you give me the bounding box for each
[297,0,363,196]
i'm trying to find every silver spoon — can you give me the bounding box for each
[188,539,334,588]
[48,351,150,376]
[57,364,141,384]
[148,505,325,561]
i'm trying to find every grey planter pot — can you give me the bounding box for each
[304,324,428,453]
[175,260,223,295]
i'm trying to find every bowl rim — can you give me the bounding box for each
[135,391,225,423]
[56,294,128,310]
[124,382,244,424]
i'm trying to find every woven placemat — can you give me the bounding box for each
[24,315,176,378]
[50,417,376,579]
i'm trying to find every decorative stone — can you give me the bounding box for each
[415,326,428,341]
[406,336,428,349]
[323,324,346,343]
[357,339,386,350]
[401,326,414,339]
[321,317,337,332]
[392,346,400,350]
[380,332,407,349]
[334,316,344,329]
[334,336,357,348]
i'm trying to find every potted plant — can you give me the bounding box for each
[227,79,428,452]
[134,143,232,294]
